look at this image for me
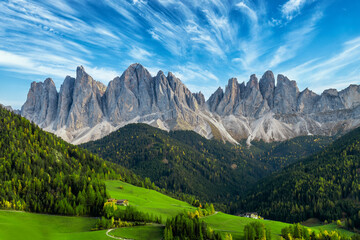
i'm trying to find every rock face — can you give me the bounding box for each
[21,64,360,145]
[21,78,58,127]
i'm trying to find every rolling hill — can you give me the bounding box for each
[2,179,354,240]
[0,105,147,216]
[240,126,360,229]
[82,123,333,209]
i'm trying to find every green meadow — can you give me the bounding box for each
[203,212,290,239]
[0,210,109,240]
[105,180,197,220]
[0,180,355,240]
[104,180,356,240]
[109,224,164,239]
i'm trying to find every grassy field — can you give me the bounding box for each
[203,212,290,239]
[0,210,109,240]
[105,180,196,220]
[105,180,292,239]
[109,224,164,239]
[105,180,356,240]
[0,180,356,240]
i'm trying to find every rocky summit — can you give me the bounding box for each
[21,63,360,144]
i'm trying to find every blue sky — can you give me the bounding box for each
[0,0,359,109]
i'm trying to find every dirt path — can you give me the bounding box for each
[106,229,133,240]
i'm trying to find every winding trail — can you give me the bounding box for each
[106,229,133,240]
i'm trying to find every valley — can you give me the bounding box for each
[1,104,360,239]
[0,179,355,240]
[2,1,360,239]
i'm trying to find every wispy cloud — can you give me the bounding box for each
[0,49,118,85]
[236,2,258,23]
[0,0,358,109]
[172,64,219,84]
[284,36,360,92]
[281,0,309,20]
[269,11,322,68]
[129,47,153,61]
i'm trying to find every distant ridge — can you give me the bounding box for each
[21,63,360,144]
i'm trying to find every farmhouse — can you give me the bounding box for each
[243,212,260,219]
[116,199,129,206]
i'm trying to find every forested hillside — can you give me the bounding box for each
[82,124,269,203]
[251,135,334,169]
[241,126,360,229]
[82,123,332,207]
[0,106,145,216]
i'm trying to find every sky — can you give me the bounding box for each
[0,0,360,109]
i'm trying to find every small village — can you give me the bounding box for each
[107,198,129,206]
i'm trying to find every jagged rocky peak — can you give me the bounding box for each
[192,91,205,106]
[259,70,275,108]
[244,74,260,98]
[54,76,76,129]
[21,77,58,127]
[215,78,241,115]
[224,78,240,99]
[276,74,299,89]
[323,88,338,96]
[228,77,239,88]
[166,71,180,92]
[340,85,360,108]
[207,87,224,112]
[105,63,154,123]
[314,88,344,112]
[247,74,259,89]
[76,65,106,95]
[62,66,106,130]
[44,77,56,86]
[273,74,299,114]
[297,88,319,113]
[123,63,152,82]
[20,65,360,145]
[242,74,265,117]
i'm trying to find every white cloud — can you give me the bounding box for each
[281,0,308,20]
[129,47,153,61]
[172,64,219,84]
[283,36,360,93]
[94,27,120,40]
[148,29,160,40]
[269,11,322,68]
[157,0,177,6]
[0,50,35,69]
[0,49,119,85]
[236,2,258,23]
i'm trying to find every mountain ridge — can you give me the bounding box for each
[20,63,360,144]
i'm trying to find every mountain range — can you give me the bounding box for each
[20,63,360,144]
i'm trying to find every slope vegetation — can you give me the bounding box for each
[241,126,360,229]
[82,123,270,203]
[82,123,333,208]
[0,106,144,216]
